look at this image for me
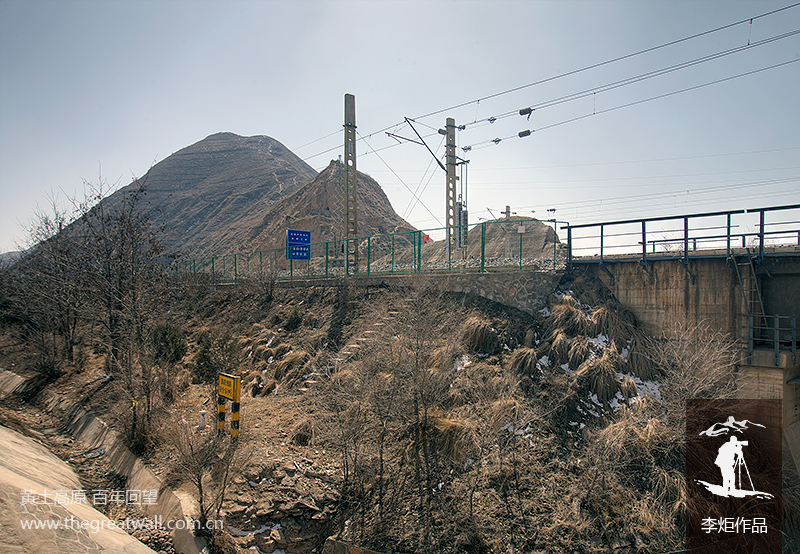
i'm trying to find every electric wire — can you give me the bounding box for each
[357,131,444,227]
[406,2,800,123]
[513,176,799,219]
[464,57,800,151]
[298,4,800,165]
[402,134,445,220]
[291,129,342,151]
[458,28,800,132]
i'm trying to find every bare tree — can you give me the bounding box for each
[77,175,165,448]
[3,193,86,378]
[164,419,244,537]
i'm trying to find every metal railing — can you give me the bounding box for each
[748,313,798,366]
[566,204,800,270]
[169,219,567,282]
[168,204,800,283]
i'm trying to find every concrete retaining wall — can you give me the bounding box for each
[582,258,742,338]
[279,270,563,316]
[0,370,205,554]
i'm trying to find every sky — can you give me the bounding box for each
[1,0,799,254]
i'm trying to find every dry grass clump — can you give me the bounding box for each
[575,344,622,403]
[272,349,310,383]
[567,335,593,369]
[546,302,590,336]
[507,347,538,376]
[448,362,517,408]
[626,333,658,381]
[488,397,526,433]
[593,413,672,483]
[651,467,686,519]
[545,329,571,365]
[619,375,638,402]
[548,292,581,309]
[427,345,459,371]
[272,342,292,360]
[784,459,800,541]
[569,275,604,307]
[290,417,317,446]
[523,328,536,348]
[589,302,635,343]
[252,344,272,361]
[461,316,499,355]
[430,413,479,465]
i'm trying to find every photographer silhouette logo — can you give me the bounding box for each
[697,416,773,500]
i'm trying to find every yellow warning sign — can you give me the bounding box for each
[218,373,240,402]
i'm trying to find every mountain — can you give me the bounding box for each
[112,132,318,259]
[245,160,417,253]
[91,133,419,261]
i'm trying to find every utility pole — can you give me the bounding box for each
[445,117,457,254]
[344,93,358,275]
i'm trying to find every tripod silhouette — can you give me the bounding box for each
[733,448,755,491]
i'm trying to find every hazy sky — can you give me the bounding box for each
[1,0,799,253]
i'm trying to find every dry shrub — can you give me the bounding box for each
[430,413,479,465]
[568,335,592,369]
[462,316,499,355]
[272,349,310,383]
[508,347,538,376]
[626,333,658,380]
[576,345,622,403]
[546,302,589,336]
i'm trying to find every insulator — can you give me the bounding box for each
[462,146,472,152]
[519,107,533,116]
[518,129,532,138]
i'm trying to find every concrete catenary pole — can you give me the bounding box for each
[344,93,358,275]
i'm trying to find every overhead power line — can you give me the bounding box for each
[408,2,800,123]
[463,57,800,151]
[298,3,800,166]
[357,131,444,227]
[459,27,800,132]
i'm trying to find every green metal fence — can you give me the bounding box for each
[169,219,567,282]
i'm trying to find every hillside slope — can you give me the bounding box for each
[247,160,418,253]
[105,132,318,259]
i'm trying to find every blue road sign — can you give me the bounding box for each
[287,229,311,260]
